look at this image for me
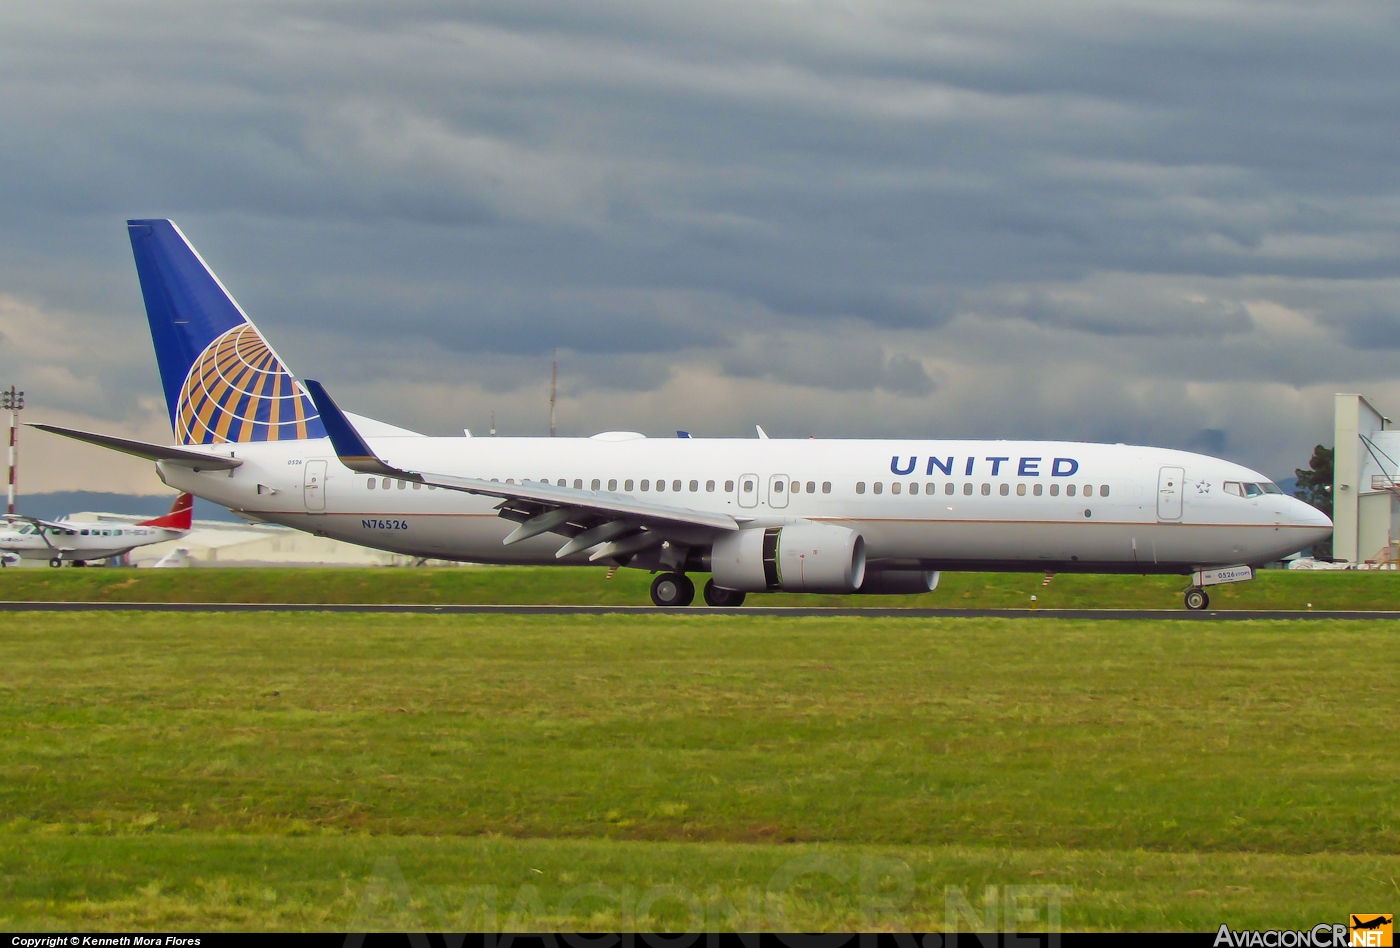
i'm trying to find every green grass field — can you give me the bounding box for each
[1,611,1396,931]
[2,564,1398,609]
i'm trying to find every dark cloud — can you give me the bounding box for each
[1,0,1399,489]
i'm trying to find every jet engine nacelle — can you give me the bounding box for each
[711,522,866,593]
[858,569,940,595]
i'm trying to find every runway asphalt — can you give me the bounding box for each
[0,601,1395,619]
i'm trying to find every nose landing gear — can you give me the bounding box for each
[650,572,696,607]
[1184,587,1210,611]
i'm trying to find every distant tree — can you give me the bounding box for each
[1294,444,1333,558]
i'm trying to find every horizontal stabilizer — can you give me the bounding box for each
[28,424,243,471]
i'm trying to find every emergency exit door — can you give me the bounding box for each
[1157,466,1184,521]
[304,459,327,512]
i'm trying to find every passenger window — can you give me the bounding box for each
[742,479,753,492]
[1101,485,1110,497]
[856,482,866,494]
[367,478,376,489]
[1034,483,1043,496]
[591,479,601,490]
[963,483,973,495]
[671,480,680,492]
[608,479,617,491]
[999,483,1009,496]
[891,482,901,495]
[656,479,665,492]
[80,529,89,536]
[1224,481,1241,496]
[706,480,715,492]
[822,482,831,493]
[945,483,954,495]
[382,478,392,489]
[625,479,634,491]
[103,530,111,537]
[1049,484,1059,496]
[726,480,735,492]
[909,482,918,495]
[412,482,421,490]
[1082,485,1092,497]
[873,482,883,494]
[397,480,406,490]
[641,480,650,491]
[574,479,583,489]
[807,481,816,493]
[1016,483,1026,496]
[1066,484,1076,497]
[981,483,991,496]
[791,481,801,494]
[689,480,698,492]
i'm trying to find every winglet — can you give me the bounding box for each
[303,380,419,480]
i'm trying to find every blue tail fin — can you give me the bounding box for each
[127,219,326,444]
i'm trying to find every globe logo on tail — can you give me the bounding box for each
[176,324,323,444]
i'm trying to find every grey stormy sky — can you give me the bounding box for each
[1,0,1398,492]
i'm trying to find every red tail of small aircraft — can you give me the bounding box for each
[138,493,193,531]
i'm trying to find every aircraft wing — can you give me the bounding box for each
[304,380,741,561]
[28,424,244,471]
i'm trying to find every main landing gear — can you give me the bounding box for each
[48,557,63,568]
[648,573,748,608]
[1184,587,1210,611]
[702,579,746,608]
[650,573,695,607]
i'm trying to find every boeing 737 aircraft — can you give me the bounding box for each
[32,220,1331,608]
[0,493,192,567]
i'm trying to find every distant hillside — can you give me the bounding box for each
[12,492,243,523]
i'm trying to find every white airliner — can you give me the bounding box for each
[0,493,192,567]
[31,220,1331,608]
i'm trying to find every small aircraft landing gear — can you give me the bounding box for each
[48,557,63,568]
[702,579,746,608]
[650,572,695,607]
[1184,587,1210,611]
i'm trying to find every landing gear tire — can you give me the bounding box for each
[49,557,62,568]
[702,579,746,608]
[1184,587,1209,611]
[650,572,695,607]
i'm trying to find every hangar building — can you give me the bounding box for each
[1332,393,1400,566]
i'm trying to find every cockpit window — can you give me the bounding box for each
[1260,482,1283,494]
[1243,483,1263,498]
[1223,481,1242,496]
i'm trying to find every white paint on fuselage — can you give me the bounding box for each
[153,435,1332,573]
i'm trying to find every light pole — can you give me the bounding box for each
[2,386,23,515]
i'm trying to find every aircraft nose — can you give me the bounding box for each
[1286,496,1333,537]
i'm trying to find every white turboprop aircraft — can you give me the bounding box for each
[30,220,1331,608]
[0,493,193,567]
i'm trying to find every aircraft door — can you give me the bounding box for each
[737,474,759,509]
[304,459,327,512]
[768,474,789,509]
[1157,466,1184,521]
